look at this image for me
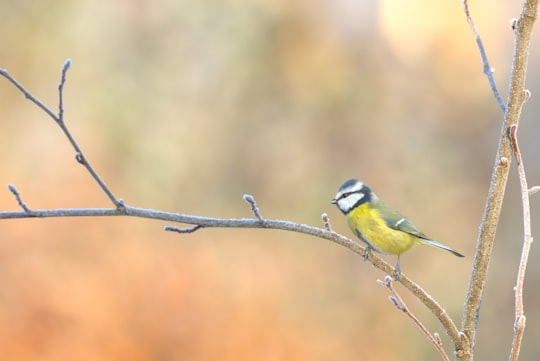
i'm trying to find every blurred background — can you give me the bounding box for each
[0,0,539,360]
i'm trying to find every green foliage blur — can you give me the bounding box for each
[0,0,539,360]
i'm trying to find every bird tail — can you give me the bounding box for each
[424,239,464,257]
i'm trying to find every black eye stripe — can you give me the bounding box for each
[343,190,361,198]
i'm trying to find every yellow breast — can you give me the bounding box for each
[346,203,421,255]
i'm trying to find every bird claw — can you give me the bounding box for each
[363,247,372,261]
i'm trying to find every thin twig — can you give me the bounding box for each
[243,194,264,221]
[434,333,444,347]
[0,62,124,209]
[508,124,534,361]
[57,58,71,123]
[164,225,203,234]
[461,0,506,113]
[0,68,58,120]
[377,276,451,361]
[7,184,31,212]
[321,213,332,231]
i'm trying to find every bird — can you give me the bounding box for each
[331,178,464,277]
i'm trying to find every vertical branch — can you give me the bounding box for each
[459,0,538,359]
[508,125,534,361]
[57,58,71,123]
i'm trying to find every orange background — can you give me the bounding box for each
[1,1,539,360]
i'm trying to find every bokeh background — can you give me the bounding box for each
[0,0,539,360]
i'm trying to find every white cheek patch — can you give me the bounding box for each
[337,192,364,213]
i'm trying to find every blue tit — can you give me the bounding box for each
[331,179,464,276]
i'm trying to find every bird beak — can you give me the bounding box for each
[331,198,337,204]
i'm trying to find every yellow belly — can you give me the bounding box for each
[347,204,420,255]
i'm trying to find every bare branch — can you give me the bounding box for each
[378,276,451,361]
[460,0,538,359]
[7,184,31,212]
[0,68,59,121]
[508,124,534,361]
[461,0,506,112]
[0,62,124,209]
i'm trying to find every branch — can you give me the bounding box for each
[378,276,451,361]
[508,125,535,361]
[397,269,462,347]
[459,0,538,359]
[1,61,464,354]
[0,191,462,345]
[0,60,124,209]
[7,184,31,212]
[0,195,367,258]
[461,0,506,112]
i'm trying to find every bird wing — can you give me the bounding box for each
[376,198,465,257]
[376,200,431,240]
